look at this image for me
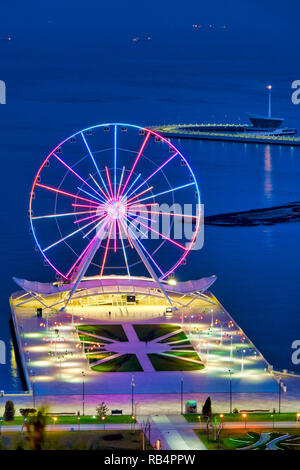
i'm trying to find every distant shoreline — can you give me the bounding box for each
[205,202,300,226]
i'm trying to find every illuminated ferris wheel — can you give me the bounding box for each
[29,123,201,300]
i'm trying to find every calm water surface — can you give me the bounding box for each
[1,34,300,391]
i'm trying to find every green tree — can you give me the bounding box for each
[96,402,109,419]
[4,400,15,422]
[202,396,212,418]
[24,406,48,450]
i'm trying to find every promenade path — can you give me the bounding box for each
[11,298,279,398]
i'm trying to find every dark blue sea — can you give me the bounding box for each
[1,21,300,391]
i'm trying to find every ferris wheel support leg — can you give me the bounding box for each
[127,228,173,307]
[61,233,106,311]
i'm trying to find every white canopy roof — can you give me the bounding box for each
[13,275,217,297]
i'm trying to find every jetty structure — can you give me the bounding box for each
[9,123,281,407]
[153,86,300,146]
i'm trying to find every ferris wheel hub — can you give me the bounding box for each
[105,200,127,220]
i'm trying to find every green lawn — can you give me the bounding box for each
[0,415,137,426]
[91,353,143,372]
[159,331,189,343]
[195,428,300,451]
[77,333,109,344]
[164,351,202,361]
[185,412,300,423]
[148,353,204,371]
[77,324,128,342]
[0,430,151,450]
[87,352,116,363]
[133,324,180,342]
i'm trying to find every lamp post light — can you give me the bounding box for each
[296,413,300,428]
[241,349,245,374]
[219,414,224,429]
[271,414,275,429]
[242,413,247,429]
[131,375,135,417]
[101,415,106,430]
[267,85,272,117]
[52,416,57,430]
[180,377,184,415]
[131,415,136,431]
[228,369,232,414]
[229,335,233,362]
[210,309,214,330]
[198,414,201,431]
[81,371,86,416]
[278,378,282,414]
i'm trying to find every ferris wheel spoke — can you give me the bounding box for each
[82,214,108,239]
[81,132,110,196]
[129,209,199,220]
[88,173,110,200]
[77,186,105,204]
[117,220,131,277]
[114,125,117,197]
[116,166,125,199]
[105,166,114,199]
[65,217,109,278]
[126,186,154,205]
[118,218,134,249]
[36,183,100,207]
[32,209,98,220]
[122,173,141,200]
[120,132,151,197]
[65,232,100,278]
[129,182,195,205]
[74,211,105,224]
[127,210,157,224]
[126,152,178,200]
[53,152,105,201]
[126,214,188,251]
[72,203,102,209]
[43,214,104,252]
[100,221,113,277]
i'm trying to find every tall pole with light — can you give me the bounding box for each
[131,375,135,417]
[81,371,86,416]
[228,369,232,414]
[267,85,272,117]
[180,377,184,415]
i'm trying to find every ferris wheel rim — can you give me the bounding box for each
[29,122,201,282]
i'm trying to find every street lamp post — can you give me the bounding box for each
[241,349,246,374]
[81,371,86,416]
[267,85,272,117]
[278,378,281,414]
[131,375,135,417]
[242,413,247,429]
[228,369,232,413]
[180,377,183,415]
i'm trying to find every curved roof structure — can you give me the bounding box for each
[13,275,217,297]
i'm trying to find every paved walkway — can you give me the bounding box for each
[122,324,155,372]
[151,415,206,450]
[11,299,279,396]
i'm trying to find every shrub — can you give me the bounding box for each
[20,408,36,417]
[4,400,15,422]
[202,397,212,418]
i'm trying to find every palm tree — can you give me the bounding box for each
[24,407,48,450]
